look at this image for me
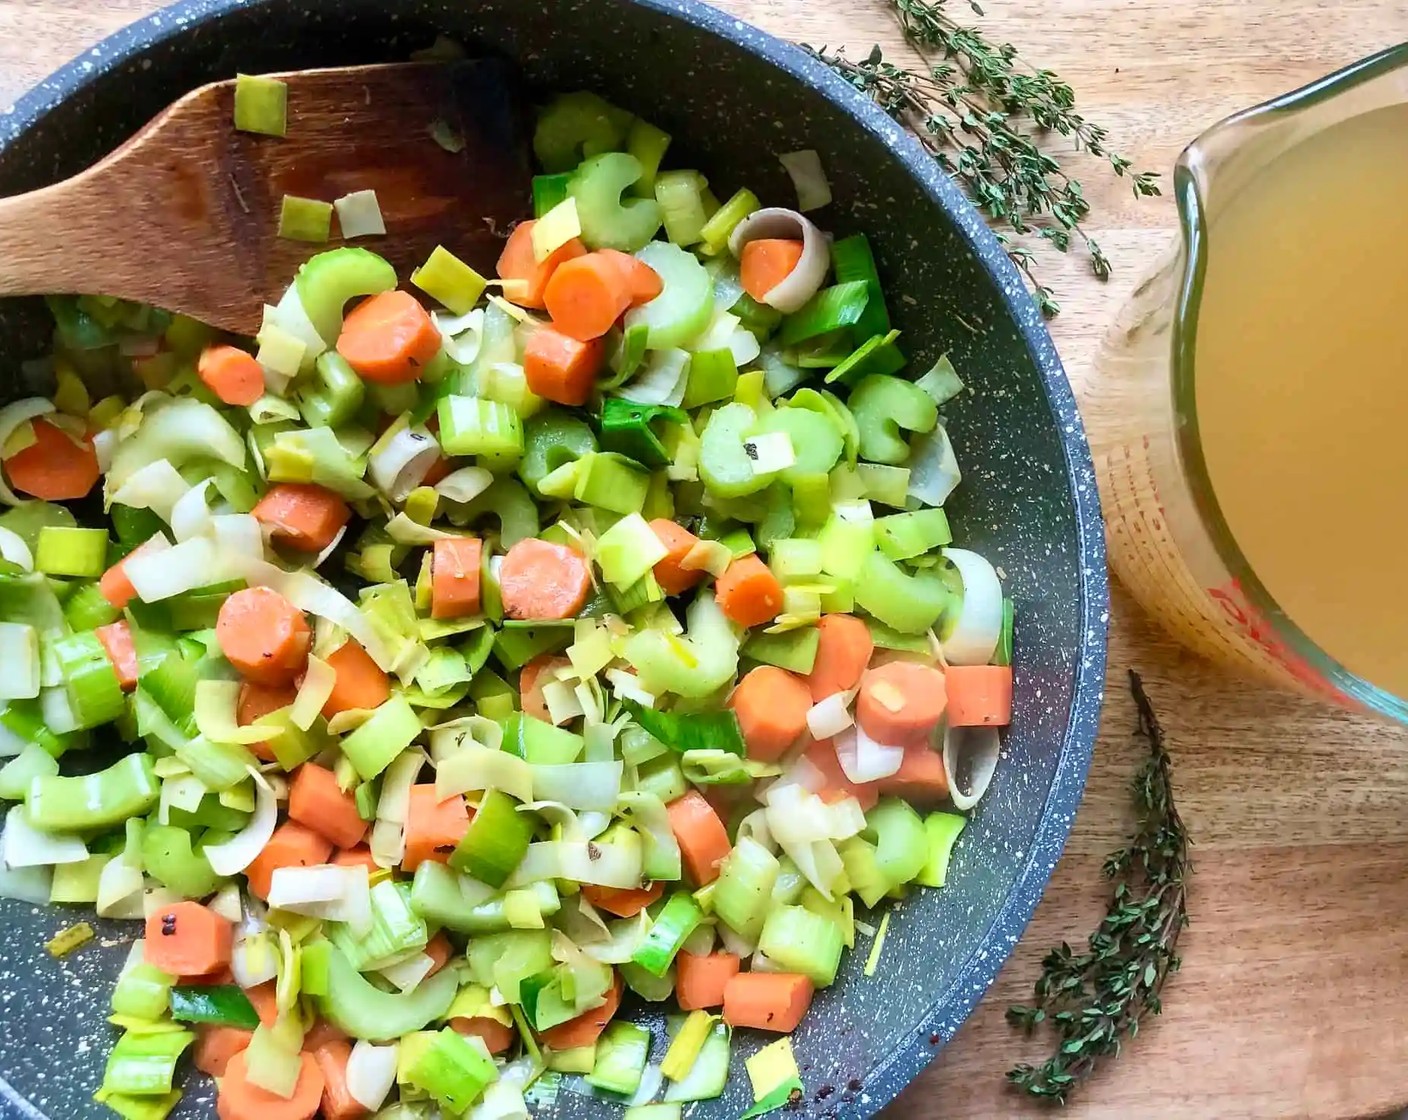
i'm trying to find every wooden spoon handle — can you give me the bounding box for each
[0,183,114,298]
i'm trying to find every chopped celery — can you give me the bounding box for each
[412,246,488,315]
[101,1028,194,1097]
[830,233,891,339]
[450,789,533,887]
[34,526,108,577]
[752,406,843,482]
[28,753,157,832]
[853,551,953,634]
[713,837,780,942]
[587,1022,651,1096]
[574,452,650,515]
[916,811,967,888]
[438,396,524,459]
[569,152,663,252]
[597,512,669,587]
[656,169,710,247]
[864,798,929,891]
[848,373,939,464]
[233,73,287,137]
[520,410,598,495]
[534,91,633,173]
[341,694,422,780]
[759,904,844,986]
[699,402,772,498]
[627,117,671,198]
[625,241,713,351]
[874,508,953,561]
[742,626,820,674]
[823,329,906,387]
[295,247,398,346]
[318,944,458,1041]
[682,349,739,409]
[402,1027,498,1113]
[632,891,703,976]
[278,195,334,243]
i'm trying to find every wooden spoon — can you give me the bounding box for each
[0,60,533,336]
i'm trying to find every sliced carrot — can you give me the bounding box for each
[581,882,664,918]
[451,1016,517,1056]
[803,737,879,812]
[729,665,811,763]
[722,972,814,1033]
[599,249,664,306]
[874,743,950,803]
[739,239,805,303]
[499,538,592,621]
[321,640,391,719]
[431,537,484,620]
[244,982,279,1029]
[143,901,233,977]
[198,345,266,407]
[677,952,741,1012]
[312,1039,367,1120]
[648,518,705,596]
[3,418,99,501]
[288,763,367,849]
[519,654,570,724]
[715,554,784,628]
[543,252,634,341]
[523,326,606,407]
[944,665,1013,727]
[332,846,380,873]
[855,661,948,744]
[805,614,874,702]
[98,534,166,610]
[252,482,351,554]
[336,290,441,385]
[216,1049,324,1120]
[497,221,588,309]
[238,680,297,763]
[424,932,454,977]
[194,1026,254,1078]
[402,785,471,872]
[95,620,139,692]
[538,974,623,1051]
[243,822,333,900]
[216,586,312,686]
[667,791,732,887]
[302,1019,349,1052]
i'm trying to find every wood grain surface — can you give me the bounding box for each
[3,1,1408,1117]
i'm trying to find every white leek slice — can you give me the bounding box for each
[370,425,440,501]
[944,725,1000,811]
[386,514,459,545]
[267,863,371,932]
[290,655,335,730]
[169,478,215,542]
[581,911,652,964]
[108,459,190,523]
[106,397,246,494]
[0,527,33,571]
[346,1040,399,1111]
[194,680,281,745]
[0,399,55,506]
[941,547,1004,665]
[0,863,51,904]
[435,465,494,504]
[834,723,905,783]
[2,806,87,868]
[208,883,244,923]
[334,190,387,239]
[378,951,436,993]
[372,751,424,869]
[271,285,330,358]
[778,149,832,212]
[806,692,854,741]
[0,623,39,700]
[211,514,266,559]
[530,762,622,812]
[205,779,277,876]
[727,208,830,313]
[125,536,224,602]
[507,841,643,890]
[433,308,485,365]
[617,348,690,407]
[604,669,655,707]
[908,424,962,509]
[92,428,117,473]
[435,745,532,804]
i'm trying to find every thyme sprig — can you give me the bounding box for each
[1005,670,1191,1101]
[810,0,1160,315]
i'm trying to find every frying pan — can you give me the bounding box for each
[0,1,1108,1115]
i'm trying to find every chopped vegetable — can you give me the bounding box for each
[233,74,288,137]
[279,195,335,243]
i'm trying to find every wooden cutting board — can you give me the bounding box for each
[5,1,1408,1117]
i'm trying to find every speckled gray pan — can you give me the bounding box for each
[0,1,1108,1116]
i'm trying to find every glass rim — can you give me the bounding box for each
[1172,41,1408,721]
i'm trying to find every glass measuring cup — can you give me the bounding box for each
[1087,43,1408,719]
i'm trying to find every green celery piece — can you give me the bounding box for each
[448,478,539,548]
[626,117,671,197]
[499,712,584,765]
[317,944,458,1041]
[916,811,967,888]
[520,410,598,495]
[682,348,739,409]
[574,452,650,515]
[233,73,287,137]
[631,891,703,977]
[743,626,821,674]
[853,551,953,635]
[758,903,845,986]
[619,960,675,1002]
[569,152,662,252]
[874,508,953,561]
[108,504,164,549]
[142,826,228,899]
[437,396,524,459]
[34,526,108,578]
[621,593,741,700]
[778,280,871,347]
[403,1027,499,1114]
[0,501,76,551]
[624,241,713,350]
[294,247,398,344]
[839,836,888,908]
[598,398,687,469]
[298,352,366,428]
[534,91,633,172]
[492,627,571,674]
[864,798,929,890]
[848,373,939,464]
[51,631,125,730]
[341,694,422,780]
[587,1022,652,1095]
[0,742,59,801]
[753,406,844,483]
[27,753,157,832]
[711,837,780,942]
[169,985,260,1029]
[634,755,687,804]
[801,886,856,949]
[655,169,709,247]
[101,1028,195,1097]
[110,963,175,1022]
[465,929,555,1003]
[411,867,559,934]
[279,195,334,243]
[830,232,891,339]
[824,329,906,387]
[770,855,807,906]
[699,402,773,499]
[605,322,651,387]
[699,187,760,254]
[450,789,533,887]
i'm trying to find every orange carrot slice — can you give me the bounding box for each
[729,665,811,762]
[855,661,948,744]
[944,665,1013,727]
[722,972,814,1033]
[715,554,784,628]
[497,221,588,309]
[648,518,706,596]
[252,483,351,554]
[874,744,950,803]
[243,822,333,900]
[3,418,99,501]
[676,952,741,1011]
[95,620,139,692]
[320,640,391,719]
[332,846,380,873]
[288,763,367,849]
[543,252,634,341]
[739,239,805,303]
[194,1026,254,1078]
[431,537,484,620]
[805,614,874,702]
[216,586,312,686]
[598,249,664,306]
[237,680,297,763]
[451,1017,517,1055]
[803,737,879,812]
[216,1049,324,1120]
[336,290,441,384]
[581,882,664,918]
[143,902,233,977]
[198,345,266,407]
[524,326,606,407]
[311,1039,367,1120]
[499,538,592,621]
[667,791,732,886]
[538,974,623,1051]
[402,785,470,872]
[519,654,571,724]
